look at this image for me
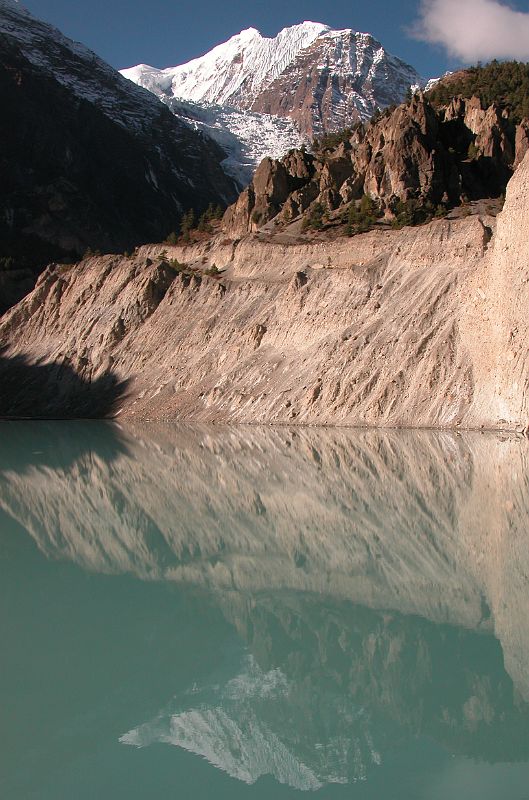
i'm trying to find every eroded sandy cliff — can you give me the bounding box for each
[0,153,528,428]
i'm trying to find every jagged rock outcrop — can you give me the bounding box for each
[0,150,529,430]
[224,151,318,231]
[354,94,454,205]
[461,96,513,162]
[515,118,529,168]
[224,94,524,235]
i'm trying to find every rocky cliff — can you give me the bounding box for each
[224,94,526,234]
[0,149,528,430]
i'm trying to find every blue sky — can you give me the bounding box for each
[21,0,529,78]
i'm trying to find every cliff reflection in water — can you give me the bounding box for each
[2,422,529,792]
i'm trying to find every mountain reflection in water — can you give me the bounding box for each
[1,422,529,798]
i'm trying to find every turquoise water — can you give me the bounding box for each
[2,422,529,799]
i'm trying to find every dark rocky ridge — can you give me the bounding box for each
[0,2,237,313]
[224,93,528,234]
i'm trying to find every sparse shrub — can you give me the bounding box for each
[346,194,382,236]
[83,247,101,258]
[312,129,353,153]
[390,198,445,229]
[197,212,212,233]
[302,201,326,231]
[168,258,188,272]
[391,199,422,229]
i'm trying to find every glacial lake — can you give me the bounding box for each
[2,422,529,799]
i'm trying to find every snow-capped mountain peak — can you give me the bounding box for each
[122,21,422,129]
[0,0,28,10]
[121,20,424,186]
[122,21,330,108]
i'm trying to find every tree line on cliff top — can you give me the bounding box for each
[427,60,529,124]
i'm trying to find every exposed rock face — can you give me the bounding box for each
[463,96,512,160]
[355,95,452,205]
[0,0,237,312]
[0,150,529,430]
[462,148,529,428]
[225,94,524,234]
[248,29,421,137]
[515,119,529,168]
[225,152,317,231]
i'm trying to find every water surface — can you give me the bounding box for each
[1,422,529,799]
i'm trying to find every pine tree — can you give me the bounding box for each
[197,211,212,233]
[179,209,195,242]
[428,60,529,124]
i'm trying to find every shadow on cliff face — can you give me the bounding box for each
[0,349,130,418]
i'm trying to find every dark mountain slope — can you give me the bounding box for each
[0,0,237,312]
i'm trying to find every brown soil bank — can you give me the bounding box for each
[1,153,529,429]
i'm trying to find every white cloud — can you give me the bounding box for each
[413,0,529,62]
